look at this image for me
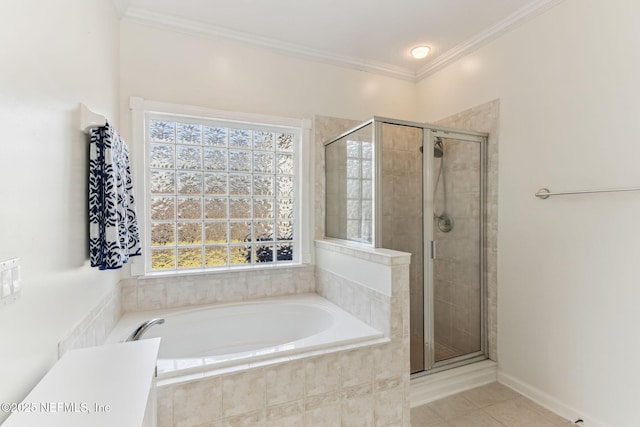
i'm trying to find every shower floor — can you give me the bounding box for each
[434,342,466,362]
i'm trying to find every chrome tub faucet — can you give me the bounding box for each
[125,318,165,342]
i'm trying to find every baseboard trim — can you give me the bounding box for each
[497,371,610,427]
[410,360,497,407]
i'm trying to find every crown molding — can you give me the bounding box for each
[123,0,566,83]
[416,0,567,80]
[123,7,417,81]
[111,0,131,17]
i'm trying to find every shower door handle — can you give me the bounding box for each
[430,241,437,259]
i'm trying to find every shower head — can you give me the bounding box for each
[419,138,445,157]
[434,138,444,158]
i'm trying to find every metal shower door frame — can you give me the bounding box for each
[324,116,488,376]
[420,126,488,376]
[371,117,488,376]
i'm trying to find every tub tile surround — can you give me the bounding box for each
[57,283,121,358]
[120,265,315,312]
[155,240,411,426]
[315,239,412,426]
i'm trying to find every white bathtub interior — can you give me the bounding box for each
[107,293,386,380]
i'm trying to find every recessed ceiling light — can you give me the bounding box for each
[410,46,431,59]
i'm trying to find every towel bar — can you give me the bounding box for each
[535,187,640,199]
[80,103,107,133]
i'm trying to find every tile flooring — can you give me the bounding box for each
[411,382,575,426]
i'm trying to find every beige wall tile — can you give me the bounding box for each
[265,361,304,406]
[341,392,374,427]
[374,385,404,426]
[222,370,266,417]
[266,399,303,420]
[340,348,374,388]
[304,402,341,427]
[221,410,265,427]
[172,378,222,427]
[137,283,167,310]
[156,386,173,427]
[304,353,341,397]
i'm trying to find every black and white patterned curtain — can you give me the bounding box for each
[89,122,141,270]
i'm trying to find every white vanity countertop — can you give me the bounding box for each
[3,338,160,427]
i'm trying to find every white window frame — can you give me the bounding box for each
[128,97,312,276]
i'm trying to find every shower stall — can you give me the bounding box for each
[324,117,487,375]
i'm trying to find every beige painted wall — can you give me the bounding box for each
[0,0,121,421]
[118,20,420,278]
[118,20,419,138]
[418,1,640,425]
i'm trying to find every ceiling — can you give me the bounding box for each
[117,0,563,81]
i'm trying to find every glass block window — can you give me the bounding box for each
[346,139,373,242]
[146,114,299,272]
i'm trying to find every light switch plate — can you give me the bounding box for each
[11,262,21,293]
[1,269,10,297]
[0,258,20,307]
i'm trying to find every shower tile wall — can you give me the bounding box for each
[433,138,482,359]
[434,99,500,361]
[379,123,424,372]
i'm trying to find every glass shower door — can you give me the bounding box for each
[376,122,486,374]
[426,131,486,370]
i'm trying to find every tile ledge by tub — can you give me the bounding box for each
[315,239,411,265]
[135,262,310,280]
